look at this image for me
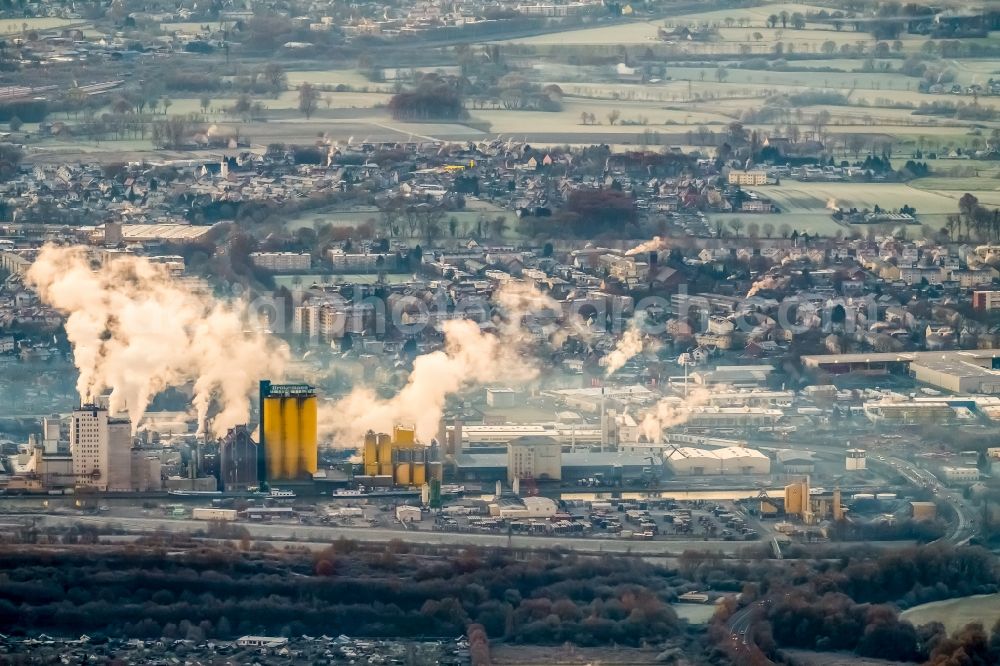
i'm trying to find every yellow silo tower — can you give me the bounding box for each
[259,381,318,484]
[363,431,378,476]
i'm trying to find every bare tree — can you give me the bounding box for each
[298,83,320,119]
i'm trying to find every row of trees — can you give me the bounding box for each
[388,79,466,121]
[708,542,999,663]
[0,542,687,647]
[949,193,1000,243]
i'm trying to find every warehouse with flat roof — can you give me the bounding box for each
[665,446,770,476]
[453,450,663,482]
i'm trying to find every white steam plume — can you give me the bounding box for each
[322,318,537,443]
[638,388,712,441]
[625,236,669,257]
[603,312,647,376]
[27,245,288,435]
[493,280,562,345]
[321,281,558,443]
[746,275,784,298]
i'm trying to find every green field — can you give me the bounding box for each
[901,594,1000,634]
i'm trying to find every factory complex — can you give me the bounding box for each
[7,360,999,501]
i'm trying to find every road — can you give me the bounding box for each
[883,455,975,545]
[26,514,760,555]
[750,438,976,545]
[726,600,774,663]
[722,446,977,663]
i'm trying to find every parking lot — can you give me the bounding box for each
[419,498,760,543]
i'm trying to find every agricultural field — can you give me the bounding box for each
[0,17,79,33]
[659,3,829,26]
[164,90,392,116]
[712,182,1000,238]
[284,69,387,89]
[761,182,1000,214]
[283,202,517,238]
[500,21,663,45]
[900,594,1000,635]
[706,211,845,237]
[469,100,734,135]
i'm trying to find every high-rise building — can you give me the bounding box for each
[220,424,260,491]
[70,404,132,491]
[259,381,318,483]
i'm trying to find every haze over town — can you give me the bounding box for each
[0,0,1000,664]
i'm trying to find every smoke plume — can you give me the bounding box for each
[323,318,537,443]
[492,280,562,345]
[322,281,563,443]
[625,236,669,257]
[603,312,647,376]
[27,245,288,435]
[638,388,712,441]
[746,275,785,298]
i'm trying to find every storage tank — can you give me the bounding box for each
[364,431,378,476]
[394,425,416,447]
[260,382,318,482]
[377,433,393,466]
[412,462,426,486]
[281,398,300,479]
[395,463,411,486]
[379,462,394,477]
[429,479,442,508]
[263,395,284,481]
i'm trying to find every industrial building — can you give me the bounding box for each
[507,436,562,483]
[4,445,74,492]
[776,449,816,474]
[909,357,1000,394]
[688,365,774,388]
[70,404,133,491]
[259,382,318,484]
[489,496,558,519]
[455,423,602,447]
[130,450,163,492]
[759,479,844,524]
[220,425,259,492]
[453,448,662,483]
[486,388,518,408]
[845,449,867,470]
[360,426,443,488]
[801,349,1000,378]
[863,399,972,425]
[684,406,783,429]
[940,466,980,485]
[665,446,770,476]
[910,501,938,521]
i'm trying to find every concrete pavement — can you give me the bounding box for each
[28,513,759,556]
